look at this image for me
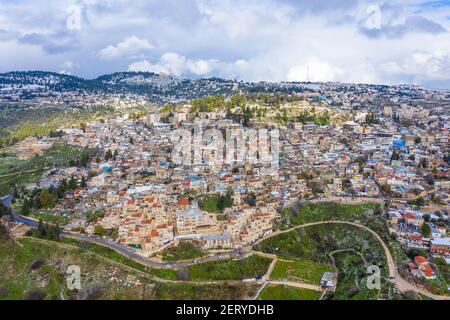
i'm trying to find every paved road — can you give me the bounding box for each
[11,213,39,228]
[11,213,246,270]
[13,210,450,300]
[63,232,247,269]
[23,236,255,286]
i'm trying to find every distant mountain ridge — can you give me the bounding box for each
[0,71,256,103]
[1,70,445,105]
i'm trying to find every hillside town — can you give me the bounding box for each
[1,78,449,300]
[3,84,448,259]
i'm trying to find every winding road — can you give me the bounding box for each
[12,213,450,300]
[252,220,450,300]
[63,232,246,269]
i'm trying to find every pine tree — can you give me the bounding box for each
[421,223,431,238]
[105,149,113,161]
[80,176,87,188]
[68,176,78,190]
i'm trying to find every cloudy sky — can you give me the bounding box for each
[1,0,450,88]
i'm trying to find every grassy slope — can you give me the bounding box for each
[0,237,258,300]
[60,238,178,280]
[160,242,206,262]
[271,259,335,284]
[278,202,380,230]
[187,255,272,281]
[257,224,387,266]
[259,285,321,300]
[256,222,394,300]
[279,202,408,267]
[0,143,89,196]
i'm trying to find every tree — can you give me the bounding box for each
[421,223,431,238]
[374,205,384,215]
[0,223,10,241]
[217,194,233,211]
[242,106,253,126]
[39,189,54,208]
[57,181,66,199]
[94,225,106,237]
[19,198,29,215]
[80,176,87,188]
[244,193,257,207]
[68,175,78,190]
[407,248,428,259]
[410,197,425,207]
[419,158,427,169]
[0,202,11,217]
[390,151,400,163]
[365,112,378,125]
[105,150,113,161]
[37,219,46,238]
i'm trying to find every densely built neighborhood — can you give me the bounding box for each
[1,74,449,300]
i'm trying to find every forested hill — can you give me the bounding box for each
[0,71,308,104]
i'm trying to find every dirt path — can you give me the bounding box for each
[268,280,322,292]
[252,220,450,300]
[252,251,277,280]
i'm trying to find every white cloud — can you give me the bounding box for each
[197,0,293,39]
[381,51,450,83]
[97,36,154,60]
[1,0,450,87]
[287,58,345,82]
[59,60,79,75]
[128,52,219,76]
[128,59,170,75]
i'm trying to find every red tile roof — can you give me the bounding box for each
[145,197,155,203]
[177,197,190,206]
[404,213,417,220]
[414,256,428,265]
[409,235,423,241]
[422,265,434,277]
